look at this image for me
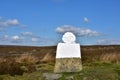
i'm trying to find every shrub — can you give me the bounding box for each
[0,59,24,76]
[15,54,39,64]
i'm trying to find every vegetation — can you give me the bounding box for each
[0,61,119,80]
[0,45,120,80]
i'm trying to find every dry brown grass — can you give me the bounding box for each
[0,45,120,63]
[0,57,6,63]
[40,53,55,63]
[100,53,120,63]
[15,54,39,64]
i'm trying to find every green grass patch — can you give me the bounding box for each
[0,61,120,80]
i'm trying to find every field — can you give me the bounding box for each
[0,45,120,80]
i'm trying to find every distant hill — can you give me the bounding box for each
[0,45,120,63]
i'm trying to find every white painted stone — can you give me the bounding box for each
[62,32,76,44]
[56,32,81,58]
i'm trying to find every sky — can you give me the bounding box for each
[0,0,120,46]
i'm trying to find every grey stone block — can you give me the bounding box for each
[54,58,82,73]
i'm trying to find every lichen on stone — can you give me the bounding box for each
[54,58,82,73]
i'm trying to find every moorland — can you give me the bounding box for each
[0,45,120,80]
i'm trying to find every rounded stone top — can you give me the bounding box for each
[62,32,76,43]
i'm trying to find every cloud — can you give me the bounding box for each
[31,37,40,42]
[97,39,118,45]
[6,19,19,26]
[31,36,46,42]
[0,17,19,27]
[12,36,20,40]
[11,35,22,43]
[21,32,33,36]
[0,35,22,43]
[84,17,89,23]
[55,25,101,37]
[0,35,9,41]
[30,36,57,45]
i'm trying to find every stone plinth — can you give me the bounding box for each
[54,32,82,73]
[54,58,82,73]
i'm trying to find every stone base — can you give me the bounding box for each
[54,58,82,73]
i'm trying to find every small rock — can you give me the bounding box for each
[65,76,74,80]
[43,73,62,80]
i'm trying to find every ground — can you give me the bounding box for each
[0,45,120,80]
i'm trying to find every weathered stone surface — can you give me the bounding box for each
[43,73,62,80]
[54,58,82,73]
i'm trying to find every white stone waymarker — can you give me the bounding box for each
[56,32,81,58]
[54,32,82,73]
